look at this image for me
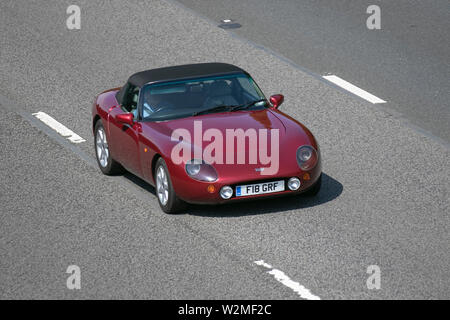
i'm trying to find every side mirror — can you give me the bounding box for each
[269,94,284,109]
[116,113,134,126]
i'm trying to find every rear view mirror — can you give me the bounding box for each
[116,113,134,126]
[269,94,284,109]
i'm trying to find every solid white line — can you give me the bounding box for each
[254,260,320,300]
[32,111,86,143]
[323,75,386,104]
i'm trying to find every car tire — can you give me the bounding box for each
[155,158,185,214]
[302,173,322,197]
[94,121,123,175]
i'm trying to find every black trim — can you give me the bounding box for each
[128,63,246,88]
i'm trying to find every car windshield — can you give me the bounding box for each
[139,73,267,121]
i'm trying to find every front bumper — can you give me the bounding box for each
[171,163,322,205]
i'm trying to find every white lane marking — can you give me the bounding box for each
[254,260,320,300]
[323,75,386,104]
[32,111,86,143]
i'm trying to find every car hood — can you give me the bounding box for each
[156,108,286,134]
[142,108,317,178]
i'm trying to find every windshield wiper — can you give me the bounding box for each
[191,99,267,116]
[231,99,267,112]
[192,105,235,116]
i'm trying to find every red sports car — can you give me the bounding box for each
[92,63,321,213]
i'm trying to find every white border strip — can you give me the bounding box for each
[323,75,386,104]
[32,111,86,143]
[254,260,320,300]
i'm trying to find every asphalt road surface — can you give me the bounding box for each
[1,0,449,299]
[179,0,450,142]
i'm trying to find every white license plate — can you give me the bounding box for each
[235,180,285,197]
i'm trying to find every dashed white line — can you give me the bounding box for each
[323,75,386,104]
[32,111,86,143]
[254,260,321,300]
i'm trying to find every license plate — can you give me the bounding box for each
[235,180,285,197]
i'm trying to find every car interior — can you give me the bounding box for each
[120,84,139,118]
[120,76,264,121]
[147,79,257,110]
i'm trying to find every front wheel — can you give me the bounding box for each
[94,121,123,175]
[155,158,185,214]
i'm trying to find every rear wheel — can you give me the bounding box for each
[302,173,322,197]
[155,158,185,214]
[94,121,123,175]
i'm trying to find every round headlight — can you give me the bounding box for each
[220,186,233,199]
[288,177,301,190]
[298,148,312,162]
[185,159,218,182]
[296,145,318,170]
[186,160,201,176]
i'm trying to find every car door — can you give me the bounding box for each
[109,83,143,176]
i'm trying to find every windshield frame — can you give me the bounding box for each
[138,72,267,122]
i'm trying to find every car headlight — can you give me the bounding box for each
[220,186,233,199]
[185,159,218,182]
[288,177,301,190]
[186,160,201,176]
[296,145,318,170]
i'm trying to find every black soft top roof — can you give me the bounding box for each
[128,63,246,87]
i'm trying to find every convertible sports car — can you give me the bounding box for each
[92,63,321,213]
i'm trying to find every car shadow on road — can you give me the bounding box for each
[188,173,343,217]
[123,172,343,217]
[123,172,157,196]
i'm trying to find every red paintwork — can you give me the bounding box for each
[269,94,284,109]
[92,88,321,204]
[116,113,134,126]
